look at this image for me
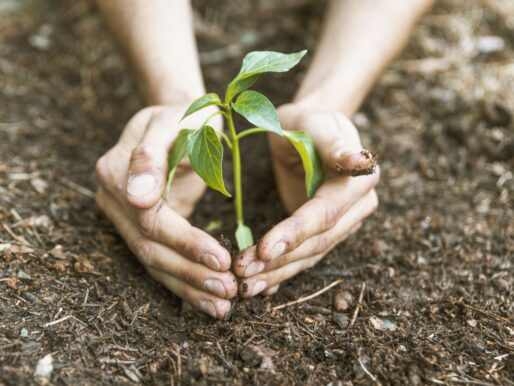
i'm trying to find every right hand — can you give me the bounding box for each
[95,104,237,319]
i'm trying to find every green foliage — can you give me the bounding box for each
[232,90,283,136]
[181,93,222,121]
[165,50,322,251]
[165,129,193,199]
[226,50,307,102]
[283,131,323,198]
[187,125,231,197]
[235,223,254,250]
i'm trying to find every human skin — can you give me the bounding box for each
[233,0,435,296]
[95,0,434,316]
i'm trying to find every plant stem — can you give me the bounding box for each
[226,107,244,225]
[236,127,270,140]
[219,132,232,149]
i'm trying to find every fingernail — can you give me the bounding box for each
[204,279,226,298]
[269,242,286,261]
[251,280,267,296]
[198,300,217,318]
[244,261,265,277]
[127,173,156,198]
[201,253,221,271]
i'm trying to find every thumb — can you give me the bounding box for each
[126,113,178,209]
[309,112,377,176]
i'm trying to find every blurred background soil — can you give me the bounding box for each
[0,0,512,384]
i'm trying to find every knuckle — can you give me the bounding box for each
[287,215,305,246]
[131,144,154,164]
[137,209,159,239]
[133,241,156,267]
[177,265,197,285]
[221,272,238,297]
[320,199,339,230]
[95,155,110,185]
[314,233,331,254]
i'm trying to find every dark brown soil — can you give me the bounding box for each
[1,0,513,385]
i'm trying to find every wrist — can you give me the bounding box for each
[145,78,206,107]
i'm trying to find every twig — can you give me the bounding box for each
[44,315,72,327]
[358,358,378,383]
[349,282,366,328]
[271,279,343,311]
[2,224,30,246]
[457,301,511,323]
[172,343,181,382]
[59,177,95,198]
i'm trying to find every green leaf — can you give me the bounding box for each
[239,50,307,77]
[226,74,260,103]
[181,93,222,121]
[235,223,254,250]
[187,125,231,197]
[165,129,193,200]
[232,90,283,136]
[225,50,307,102]
[284,130,323,198]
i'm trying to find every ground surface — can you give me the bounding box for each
[1,0,513,385]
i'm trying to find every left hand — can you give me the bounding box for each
[233,103,380,297]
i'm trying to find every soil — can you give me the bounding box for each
[1,0,513,385]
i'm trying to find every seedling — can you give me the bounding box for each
[165,50,323,250]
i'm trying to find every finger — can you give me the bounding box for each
[96,188,237,298]
[235,191,377,277]
[258,167,380,261]
[262,284,280,296]
[126,110,181,209]
[307,112,377,175]
[97,160,231,272]
[232,246,265,278]
[239,254,324,298]
[147,267,232,319]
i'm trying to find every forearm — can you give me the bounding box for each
[96,0,204,105]
[295,0,434,116]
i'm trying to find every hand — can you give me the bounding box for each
[233,104,380,297]
[95,104,237,318]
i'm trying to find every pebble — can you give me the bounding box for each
[34,354,53,385]
[333,313,349,329]
[333,291,354,312]
[476,35,505,54]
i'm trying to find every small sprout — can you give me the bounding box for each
[165,50,323,251]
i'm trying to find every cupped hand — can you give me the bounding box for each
[233,103,380,297]
[95,104,237,318]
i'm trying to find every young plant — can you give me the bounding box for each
[165,50,323,251]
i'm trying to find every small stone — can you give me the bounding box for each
[6,277,17,289]
[467,319,478,327]
[382,319,398,331]
[17,270,31,280]
[34,354,53,385]
[240,345,276,369]
[370,316,397,331]
[369,316,385,330]
[333,291,354,312]
[476,35,505,54]
[304,305,332,315]
[31,178,48,194]
[333,313,349,329]
[416,256,428,265]
[22,341,42,352]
